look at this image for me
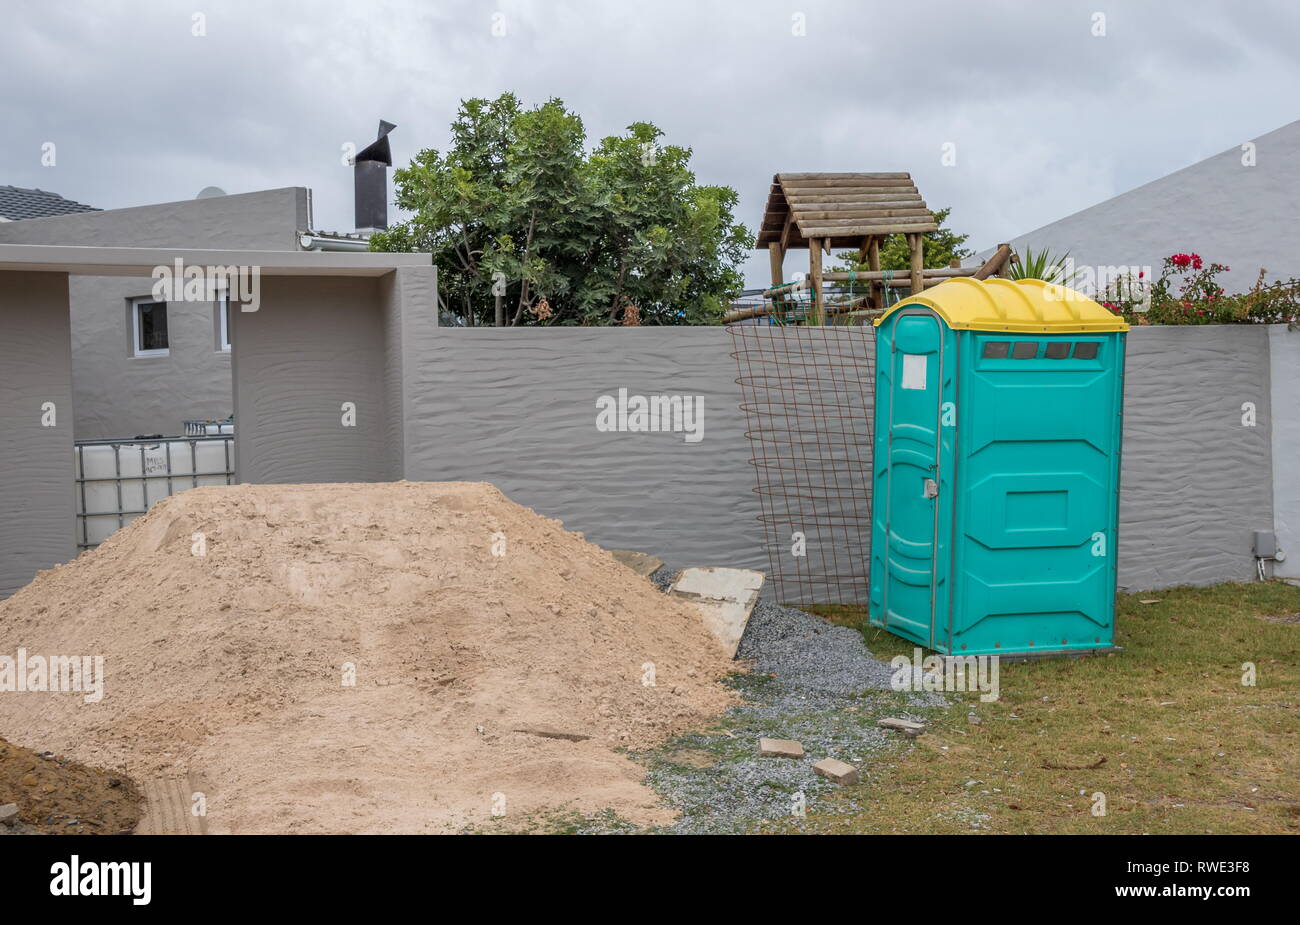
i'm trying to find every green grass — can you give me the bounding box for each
[790,582,1300,833]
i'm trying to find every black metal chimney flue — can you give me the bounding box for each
[354,120,396,232]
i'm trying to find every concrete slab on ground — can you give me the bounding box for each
[609,549,665,578]
[669,567,764,659]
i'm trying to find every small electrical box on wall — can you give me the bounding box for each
[1253,530,1278,559]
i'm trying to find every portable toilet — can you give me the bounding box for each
[868,277,1129,656]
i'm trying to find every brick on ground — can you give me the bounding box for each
[813,757,860,785]
[758,737,804,759]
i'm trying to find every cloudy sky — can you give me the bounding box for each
[3,0,1298,286]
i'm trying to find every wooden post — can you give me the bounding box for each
[908,233,924,298]
[866,236,882,309]
[809,239,824,325]
[973,243,1013,280]
[768,243,785,286]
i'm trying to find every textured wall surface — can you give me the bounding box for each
[379,272,405,481]
[0,188,309,250]
[67,276,232,438]
[1269,325,1300,580]
[232,276,389,484]
[0,273,74,598]
[0,189,309,439]
[2,293,1275,598]
[395,324,1274,594]
[1118,326,1274,589]
[402,327,766,572]
[380,265,440,481]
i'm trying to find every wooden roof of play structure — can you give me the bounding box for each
[735,169,1013,326]
[755,172,938,250]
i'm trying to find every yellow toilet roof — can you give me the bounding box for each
[873,277,1129,333]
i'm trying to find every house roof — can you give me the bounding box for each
[0,185,99,221]
[755,172,937,250]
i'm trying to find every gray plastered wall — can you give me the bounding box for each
[1269,325,1299,579]
[1118,326,1275,589]
[0,244,1289,600]
[0,272,74,598]
[379,265,440,481]
[231,275,389,484]
[0,189,309,439]
[69,276,233,438]
[383,323,1279,594]
[400,326,767,573]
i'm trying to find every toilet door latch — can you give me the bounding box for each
[923,478,939,499]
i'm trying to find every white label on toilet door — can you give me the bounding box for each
[901,354,928,390]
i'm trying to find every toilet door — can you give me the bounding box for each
[881,313,944,647]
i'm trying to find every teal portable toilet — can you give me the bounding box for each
[868,278,1129,656]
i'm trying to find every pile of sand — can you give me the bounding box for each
[0,482,740,832]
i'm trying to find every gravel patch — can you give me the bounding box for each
[575,565,951,834]
[738,599,901,694]
[648,564,938,701]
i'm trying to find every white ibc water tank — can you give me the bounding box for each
[75,443,130,545]
[75,438,234,547]
[166,438,232,486]
[76,444,111,513]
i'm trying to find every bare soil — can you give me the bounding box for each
[0,735,141,834]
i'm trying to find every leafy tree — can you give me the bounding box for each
[371,94,751,325]
[835,207,972,274]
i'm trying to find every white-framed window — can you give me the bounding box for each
[217,293,231,352]
[131,297,169,357]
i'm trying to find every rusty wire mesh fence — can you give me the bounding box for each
[729,324,876,606]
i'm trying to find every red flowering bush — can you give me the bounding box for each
[1096,268,1148,317]
[1120,252,1300,326]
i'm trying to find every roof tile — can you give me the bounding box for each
[0,185,99,221]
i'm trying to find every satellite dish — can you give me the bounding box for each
[195,186,227,199]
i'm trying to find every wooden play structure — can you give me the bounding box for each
[742,172,1012,325]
